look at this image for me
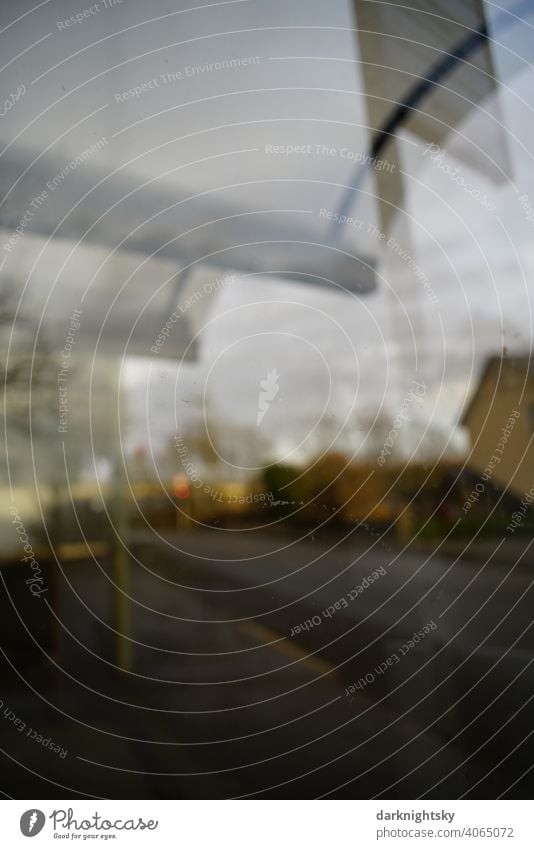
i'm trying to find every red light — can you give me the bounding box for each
[172,474,190,500]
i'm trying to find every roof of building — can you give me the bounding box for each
[461,353,533,425]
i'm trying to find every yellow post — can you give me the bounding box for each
[111,365,132,672]
[112,531,132,672]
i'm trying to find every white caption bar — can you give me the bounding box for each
[1,800,532,847]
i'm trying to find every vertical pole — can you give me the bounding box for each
[112,363,132,672]
[48,481,64,697]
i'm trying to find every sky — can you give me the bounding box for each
[1,0,533,478]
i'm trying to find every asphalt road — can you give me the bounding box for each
[1,526,533,798]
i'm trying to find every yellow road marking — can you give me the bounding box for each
[0,541,110,565]
[239,620,334,675]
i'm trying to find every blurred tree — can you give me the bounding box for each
[0,279,55,421]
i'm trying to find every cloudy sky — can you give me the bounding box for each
[1,0,533,475]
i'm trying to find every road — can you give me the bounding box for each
[1,526,532,798]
